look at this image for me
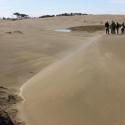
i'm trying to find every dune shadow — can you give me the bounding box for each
[69,25,104,33]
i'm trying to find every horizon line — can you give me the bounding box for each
[1,12,125,18]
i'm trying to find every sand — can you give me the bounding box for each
[0,17,90,88]
[21,33,125,125]
[1,15,125,88]
[1,15,125,125]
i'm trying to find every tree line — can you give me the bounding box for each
[2,12,88,20]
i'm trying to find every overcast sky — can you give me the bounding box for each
[0,0,125,17]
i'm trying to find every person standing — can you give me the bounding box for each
[110,21,116,34]
[121,22,125,34]
[116,22,120,34]
[105,21,110,34]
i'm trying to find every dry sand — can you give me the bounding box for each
[1,15,125,125]
[21,34,125,125]
[0,16,91,88]
[1,15,125,88]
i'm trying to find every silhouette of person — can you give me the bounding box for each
[105,21,110,34]
[121,22,125,34]
[116,22,120,34]
[110,21,116,34]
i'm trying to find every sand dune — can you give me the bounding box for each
[21,33,125,125]
[1,15,125,125]
[0,15,125,88]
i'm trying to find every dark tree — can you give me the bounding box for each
[13,12,20,18]
[13,12,29,19]
[20,14,29,18]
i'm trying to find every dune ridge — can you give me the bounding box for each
[21,33,125,125]
[20,34,104,125]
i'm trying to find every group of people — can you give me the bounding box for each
[105,21,125,35]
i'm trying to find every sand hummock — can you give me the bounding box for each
[0,86,23,125]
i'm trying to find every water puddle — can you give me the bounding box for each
[55,29,71,32]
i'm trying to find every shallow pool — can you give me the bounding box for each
[55,29,71,32]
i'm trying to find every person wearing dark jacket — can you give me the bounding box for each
[121,22,125,34]
[116,22,120,34]
[105,21,110,34]
[110,21,116,34]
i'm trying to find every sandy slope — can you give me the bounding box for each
[21,33,125,125]
[1,15,125,125]
[1,15,125,88]
[0,17,91,88]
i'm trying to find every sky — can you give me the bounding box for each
[0,0,125,17]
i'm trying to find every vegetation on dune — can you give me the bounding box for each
[0,86,24,125]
